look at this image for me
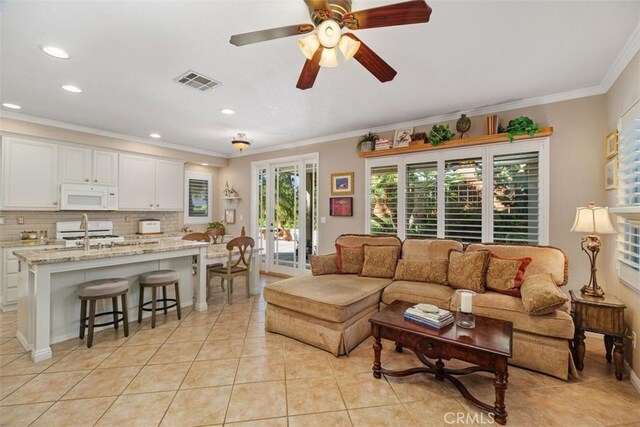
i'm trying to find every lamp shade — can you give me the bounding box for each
[231,133,251,152]
[570,201,616,234]
[338,35,360,60]
[317,20,341,48]
[298,35,320,60]
[319,47,338,67]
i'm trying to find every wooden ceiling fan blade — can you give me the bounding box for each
[304,0,333,20]
[229,24,314,46]
[343,0,432,30]
[344,33,397,82]
[296,46,323,90]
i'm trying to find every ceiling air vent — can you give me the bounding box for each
[174,70,220,92]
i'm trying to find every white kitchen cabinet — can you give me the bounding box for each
[119,154,183,211]
[60,146,118,186]
[1,137,59,210]
[119,154,156,209]
[155,159,184,210]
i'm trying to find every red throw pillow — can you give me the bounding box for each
[335,243,364,274]
[485,254,532,297]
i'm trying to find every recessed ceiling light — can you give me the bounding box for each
[62,85,82,93]
[149,133,161,139]
[2,103,21,110]
[220,108,235,115]
[200,163,209,166]
[41,45,70,59]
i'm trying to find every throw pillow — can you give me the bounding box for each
[393,259,449,285]
[486,254,533,297]
[360,245,400,279]
[335,243,364,274]
[447,249,491,293]
[309,254,339,276]
[520,273,568,315]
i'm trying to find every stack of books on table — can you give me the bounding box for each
[375,139,391,150]
[404,305,454,329]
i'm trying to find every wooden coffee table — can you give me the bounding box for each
[370,300,513,425]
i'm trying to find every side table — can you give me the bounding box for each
[570,290,626,380]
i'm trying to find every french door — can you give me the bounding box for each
[252,154,318,275]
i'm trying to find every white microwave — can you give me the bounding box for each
[60,184,118,211]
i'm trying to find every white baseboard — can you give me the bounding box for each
[625,361,640,394]
[15,331,32,351]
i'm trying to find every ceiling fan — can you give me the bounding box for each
[229,0,432,90]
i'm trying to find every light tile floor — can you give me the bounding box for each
[0,275,639,426]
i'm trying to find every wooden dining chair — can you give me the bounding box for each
[182,232,211,242]
[205,228,224,244]
[207,233,255,304]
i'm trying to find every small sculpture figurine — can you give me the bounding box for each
[456,114,471,139]
[223,181,232,198]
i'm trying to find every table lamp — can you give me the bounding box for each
[570,201,616,297]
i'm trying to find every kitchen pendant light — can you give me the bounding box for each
[231,133,251,152]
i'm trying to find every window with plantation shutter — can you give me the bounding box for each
[493,152,539,243]
[365,137,548,245]
[370,165,398,236]
[406,162,437,238]
[612,99,640,291]
[444,158,483,243]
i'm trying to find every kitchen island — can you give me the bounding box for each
[14,239,210,362]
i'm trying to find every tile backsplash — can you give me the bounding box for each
[0,211,180,241]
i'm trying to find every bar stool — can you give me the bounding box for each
[138,270,181,328]
[77,278,130,348]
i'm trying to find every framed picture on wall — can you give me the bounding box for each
[224,208,236,224]
[605,130,618,159]
[393,127,413,148]
[331,172,354,195]
[330,197,353,217]
[605,158,617,190]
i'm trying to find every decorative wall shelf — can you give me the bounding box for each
[358,127,554,158]
[221,197,241,200]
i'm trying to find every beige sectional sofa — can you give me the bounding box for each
[264,234,577,380]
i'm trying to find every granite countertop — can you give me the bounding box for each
[122,232,185,240]
[13,239,209,265]
[0,239,65,248]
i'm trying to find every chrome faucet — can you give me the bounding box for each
[80,213,90,251]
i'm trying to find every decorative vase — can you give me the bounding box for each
[455,289,476,328]
[456,114,471,139]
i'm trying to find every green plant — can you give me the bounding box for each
[504,116,540,142]
[357,131,379,152]
[207,221,225,230]
[429,124,456,146]
[360,131,379,142]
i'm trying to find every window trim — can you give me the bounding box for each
[365,137,549,244]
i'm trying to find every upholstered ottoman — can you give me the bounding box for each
[264,234,401,355]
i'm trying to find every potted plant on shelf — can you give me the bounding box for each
[207,221,225,236]
[357,131,379,152]
[503,116,540,142]
[429,124,456,146]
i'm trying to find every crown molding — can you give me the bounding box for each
[600,20,640,91]
[231,85,605,158]
[0,111,230,159]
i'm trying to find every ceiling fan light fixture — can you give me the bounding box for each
[231,132,251,152]
[317,20,341,48]
[338,35,360,61]
[298,35,320,60]
[319,47,338,67]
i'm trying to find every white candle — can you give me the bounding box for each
[460,292,473,313]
